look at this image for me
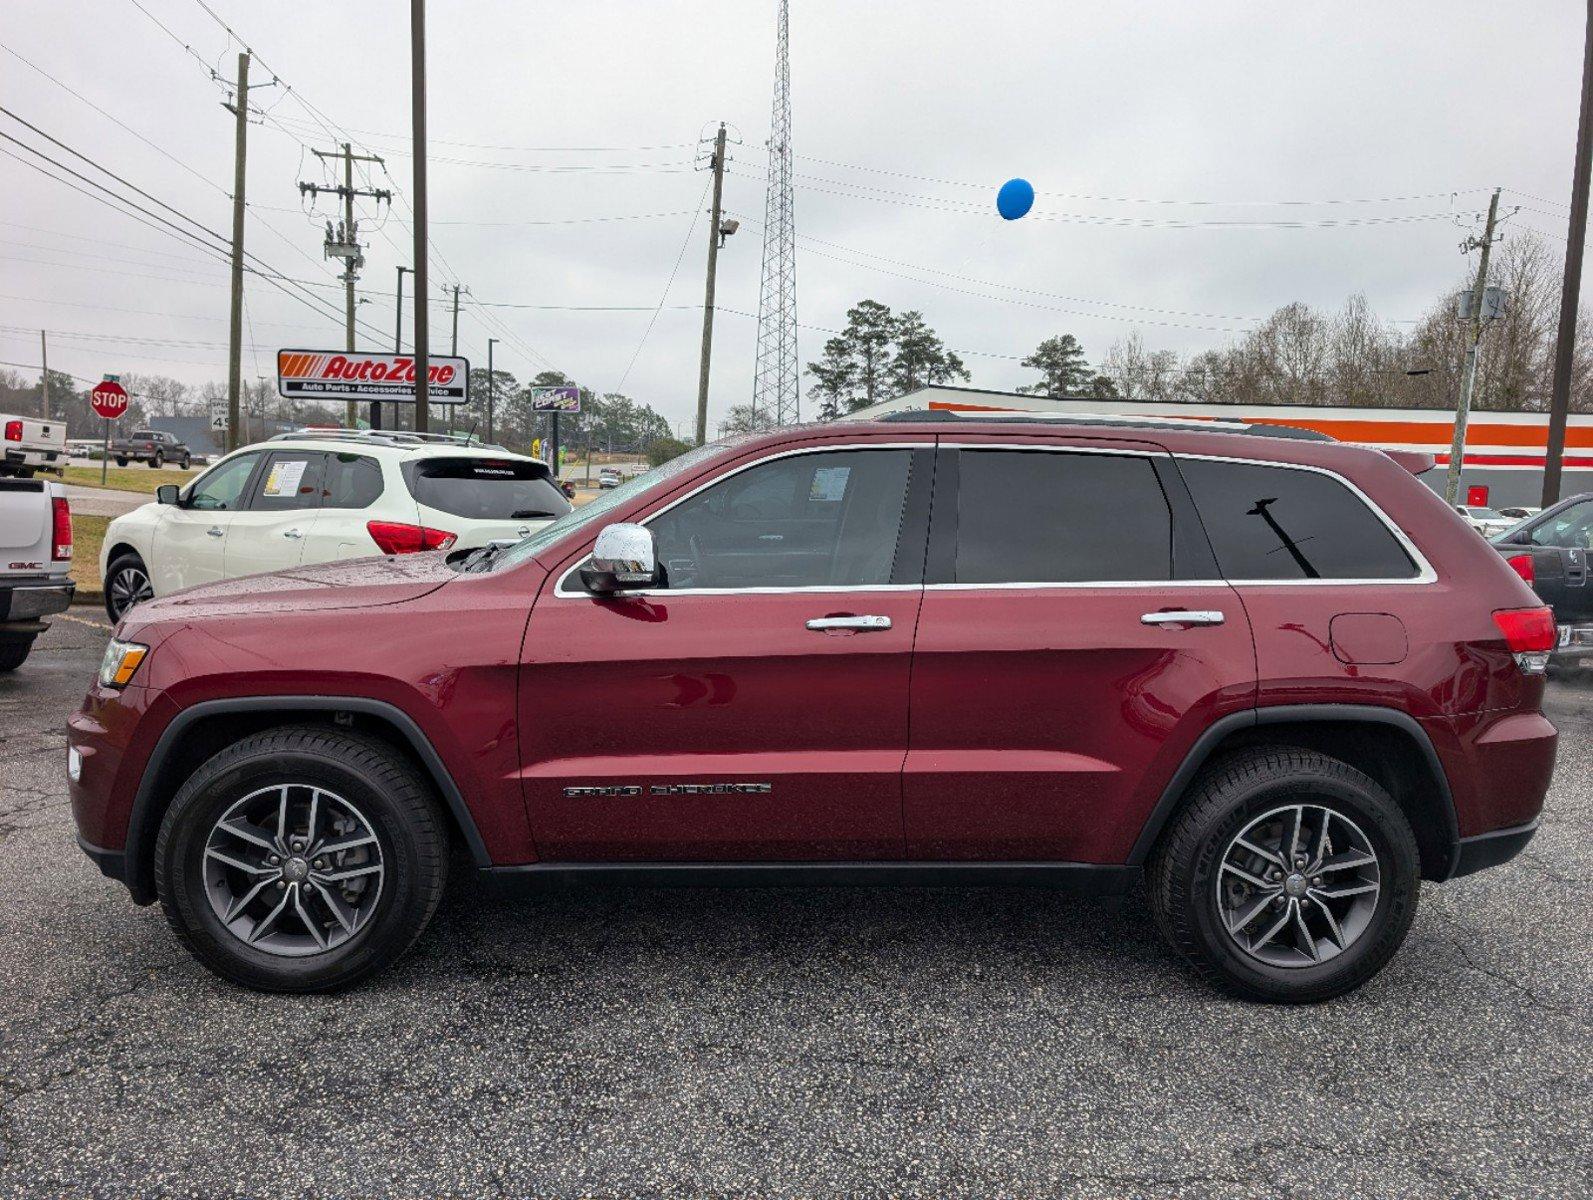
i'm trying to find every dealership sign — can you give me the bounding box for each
[530,384,580,413]
[276,350,469,404]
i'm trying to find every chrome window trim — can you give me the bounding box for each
[553,442,929,598]
[1167,450,1437,587]
[553,440,1437,598]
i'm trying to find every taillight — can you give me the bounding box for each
[1505,554,1535,585]
[4,420,20,442]
[1493,605,1556,674]
[366,520,456,554]
[51,496,72,561]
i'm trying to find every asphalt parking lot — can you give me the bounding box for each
[1,618,1589,1198]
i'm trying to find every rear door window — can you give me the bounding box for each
[248,451,326,512]
[321,452,384,509]
[954,450,1173,584]
[1179,458,1419,580]
[401,457,573,521]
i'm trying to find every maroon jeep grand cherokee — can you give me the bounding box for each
[68,414,1558,1001]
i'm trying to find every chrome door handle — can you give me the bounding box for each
[1141,609,1225,627]
[206,526,224,538]
[806,614,892,632]
[282,528,303,539]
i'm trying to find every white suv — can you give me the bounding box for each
[99,431,572,621]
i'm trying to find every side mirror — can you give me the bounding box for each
[580,523,659,594]
[156,484,180,506]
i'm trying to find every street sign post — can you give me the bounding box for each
[530,386,579,473]
[90,376,128,485]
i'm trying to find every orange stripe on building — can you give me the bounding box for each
[922,400,1593,450]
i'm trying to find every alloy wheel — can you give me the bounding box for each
[200,783,385,957]
[107,564,153,619]
[1215,803,1381,968]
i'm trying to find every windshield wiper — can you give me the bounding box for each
[509,509,557,519]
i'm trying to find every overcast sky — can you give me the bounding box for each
[1,1,1586,432]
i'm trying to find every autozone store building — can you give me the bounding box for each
[852,386,1593,508]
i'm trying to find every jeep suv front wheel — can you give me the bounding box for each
[1149,746,1420,1004]
[154,726,448,992]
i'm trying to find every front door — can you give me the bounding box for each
[223,450,326,579]
[518,443,933,861]
[151,450,263,594]
[904,441,1256,863]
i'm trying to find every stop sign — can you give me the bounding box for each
[90,378,128,420]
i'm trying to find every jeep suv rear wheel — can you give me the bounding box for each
[1149,746,1419,1004]
[154,726,448,992]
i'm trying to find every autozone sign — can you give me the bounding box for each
[276,350,469,404]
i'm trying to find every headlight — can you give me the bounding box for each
[98,638,149,688]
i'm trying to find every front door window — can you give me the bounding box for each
[646,449,915,590]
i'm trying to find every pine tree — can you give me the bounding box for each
[1019,334,1094,396]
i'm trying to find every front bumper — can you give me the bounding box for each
[0,577,74,627]
[76,834,127,885]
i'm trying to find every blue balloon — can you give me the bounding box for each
[997,177,1035,220]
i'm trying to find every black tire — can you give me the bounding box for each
[179,454,191,470]
[104,552,153,623]
[115,457,128,467]
[0,635,34,673]
[150,451,163,469]
[154,726,449,992]
[1148,746,1419,1004]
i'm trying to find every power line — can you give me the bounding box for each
[0,127,386,342]
[793,154,1492,209]
[615,177,712,391]
[792,174,1461,229]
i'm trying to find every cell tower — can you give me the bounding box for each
[752,0,799,426]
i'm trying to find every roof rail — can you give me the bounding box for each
[872,408,1334,442]
[267,429,508,450]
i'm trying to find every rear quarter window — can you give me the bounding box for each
[401,457,573,521]
[1179,457,1419,581]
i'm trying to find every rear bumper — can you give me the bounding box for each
[0,578,74,627]
[1451,819,1538,878]
[1553,622,1593,662]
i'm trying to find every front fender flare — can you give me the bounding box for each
[121,695,490,905]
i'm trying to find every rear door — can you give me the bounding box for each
[223,450,326,579]
[904,439,1256,863]
[517,441,933,861]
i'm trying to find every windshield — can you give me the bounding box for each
[490,440,727,572]
[1468,507,1504,520]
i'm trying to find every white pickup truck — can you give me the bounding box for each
[1,412,68,478]
[0,475,74,671]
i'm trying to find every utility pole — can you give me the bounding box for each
[1545,0,1593,507]
[39,330,48,419]
[696,122,729,446]
[447,282,463,436]
[381,265,410,432]
[223,52,249,452]
[300,144,389,429]
[486,337,498,443]
[410,0,431,435]
[1445,187,1502,505]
